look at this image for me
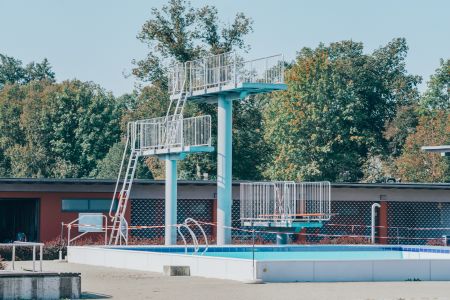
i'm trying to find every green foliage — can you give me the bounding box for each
[391,59,450,183]
[384,105,419,158]
[393,112,450,182]
[91,141,152,179]
[419,59,450,112]
[0,80,122,178]
[263,39,420,182]
[132,0,253,87]
[0,54,55,88]
[131,0,263,180]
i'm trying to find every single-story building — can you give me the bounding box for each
[0,178,449,245]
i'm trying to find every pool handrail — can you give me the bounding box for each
[177,218,209,255]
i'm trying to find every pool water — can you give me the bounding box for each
[115,246,407,261]
[201,250,403,260]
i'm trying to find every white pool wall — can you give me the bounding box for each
[67,245,450,282]
[68,246,254,281]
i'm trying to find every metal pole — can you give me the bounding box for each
[67,225,71,247]
[12,245,15,270]
[165,158,178,245]
[217,94,232,245]
[39,244,43,272]
[252,228,255,280]
[371,203,381,244]
[32,245,36,272]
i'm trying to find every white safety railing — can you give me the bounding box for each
[240,181,331,225]
[130,115,211,152]
[168,52,284,96]
[0,242,44,272]
[66,214,108,246]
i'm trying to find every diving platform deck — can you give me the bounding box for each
[184,82,287,102]
[169,52,287,102]
[130,115,213,157]
[140,145,214,157]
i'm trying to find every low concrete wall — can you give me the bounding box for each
[68,245,450,283]
[68,246,254,281]
[256,259,450,282]
[0,272,80,300]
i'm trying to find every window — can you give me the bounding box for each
[61,199,116,212]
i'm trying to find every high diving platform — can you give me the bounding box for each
[168,52,286,102]
[109,51,287,246]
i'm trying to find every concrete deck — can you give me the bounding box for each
[7,260,450,300]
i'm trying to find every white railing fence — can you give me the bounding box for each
[130,115,211,152]
[0,242,44,272]
[240,181,331,224]
[168,52,285,96]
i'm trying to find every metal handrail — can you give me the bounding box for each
[240,181,332,224]
[109,124,130,219]
[0,242,44,272]
[131,115,211,152]
[177,218,209,255]
[177,224,199,254]
[184,218,208,255]
[66,214,108,246]
[168,51,285,96]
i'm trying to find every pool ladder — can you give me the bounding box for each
[177,218,208,255]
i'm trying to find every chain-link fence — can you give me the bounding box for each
[129,199,450,246]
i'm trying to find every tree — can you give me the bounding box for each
[0,80,122,178]
[0,54,55,89]
[392,60,450,183]
[394,112,450,182]
[419,59,449,112]
[90,141,152,179]
[132,0,252,88]
[129,0,266,180]
[263,39,420,182]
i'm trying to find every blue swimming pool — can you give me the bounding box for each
[71,245,450,282]
[113,245,408,261]
[201,250,402,260]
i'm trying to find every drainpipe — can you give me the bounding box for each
[371,203,381,244]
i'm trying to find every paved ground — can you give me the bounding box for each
[7,261,450,300]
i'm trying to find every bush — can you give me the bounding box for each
[426,238,445,247]
[318,236,371,245]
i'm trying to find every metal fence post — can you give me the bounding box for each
[39,244,43,272]
[32,245,36,272]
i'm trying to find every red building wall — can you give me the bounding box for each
[0,191,131,242]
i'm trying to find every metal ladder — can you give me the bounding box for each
[109,131,139,245]
[108,64,188,245]
[164,68,188,147]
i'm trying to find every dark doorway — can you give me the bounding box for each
[0,198,39,242]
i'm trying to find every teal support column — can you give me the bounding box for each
[165,158,177,245]
[217,95,232,245]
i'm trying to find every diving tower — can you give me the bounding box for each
[169,52,287,245]
[109,51,286,246]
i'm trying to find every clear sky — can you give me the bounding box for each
[0,0,448,96]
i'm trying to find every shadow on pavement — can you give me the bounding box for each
[81,292,112,299]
